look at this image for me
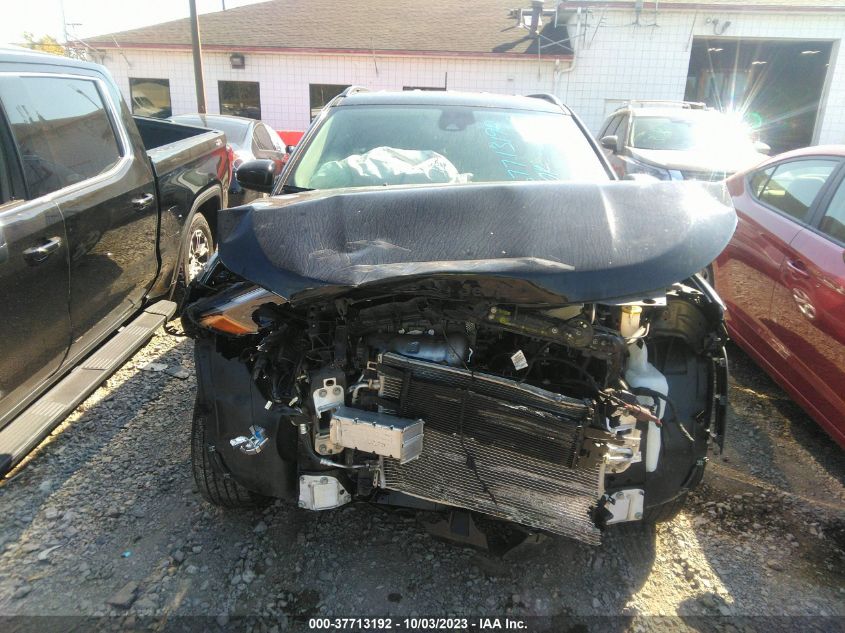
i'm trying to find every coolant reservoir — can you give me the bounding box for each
[619,305,642,338]
[625,341,668,472]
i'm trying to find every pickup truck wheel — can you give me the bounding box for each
[184,214,214,283]
[191,399,270,508]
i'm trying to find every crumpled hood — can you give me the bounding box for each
[217,180,736,304]
[630,147,766,175]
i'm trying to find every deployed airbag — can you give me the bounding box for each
[309,146,471,189]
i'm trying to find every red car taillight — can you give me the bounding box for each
[226,144,235,183]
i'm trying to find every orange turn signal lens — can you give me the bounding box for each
[199,314,259,335]
[195,286,283,336]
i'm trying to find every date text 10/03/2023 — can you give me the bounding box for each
[308,617,528,630]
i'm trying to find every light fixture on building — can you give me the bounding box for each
[707,47,723,52]
[751,60,767,65]
[230,53,245,69]
[800,50,821,55]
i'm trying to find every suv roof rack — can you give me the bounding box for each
[623,100,708,110]
[339,86,370,98]
[526,93,571,113]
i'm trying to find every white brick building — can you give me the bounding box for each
[88,0,845,152]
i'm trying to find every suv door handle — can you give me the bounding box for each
[131,193,155,211]
[23,236,62,264]
[786,258,810,279]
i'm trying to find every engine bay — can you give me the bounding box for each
[185,272,726,544]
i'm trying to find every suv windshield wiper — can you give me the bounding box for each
[280,183,314,193]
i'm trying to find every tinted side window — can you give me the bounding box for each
[819,179,845,245]
[253,125,276,151]
[616,114,630,145]
[605,115,622,138]
[749,166,775,198]
[267,126,285,151]
[755,159,838,223]
[0,76,121,199]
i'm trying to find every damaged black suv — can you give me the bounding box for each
[182,89,734,545]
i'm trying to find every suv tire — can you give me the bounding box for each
[191,398,270,508]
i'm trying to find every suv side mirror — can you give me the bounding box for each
[285,144,296,154]
[236,159,276,194]
[754,140,771,155]
[600,135,619,153]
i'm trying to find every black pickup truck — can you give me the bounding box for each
[0,48,230,475]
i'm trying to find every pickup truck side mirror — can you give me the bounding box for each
[285,144,296,154]
[600,135,619,153]
[754,140,771,155]
[236,159,276,194]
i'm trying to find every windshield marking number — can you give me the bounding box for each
[484,120,558,181]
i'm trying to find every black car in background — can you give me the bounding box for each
[169,114,288,206]
[0,48,231,475]
[181,89,735,545]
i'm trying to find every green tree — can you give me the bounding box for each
[22,32,68,56]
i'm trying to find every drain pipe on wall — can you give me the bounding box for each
[552,55,577,97]
[551,7,581,97]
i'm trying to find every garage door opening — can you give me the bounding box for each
[685,38,833,154]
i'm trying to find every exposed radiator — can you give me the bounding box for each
[377,353,603,544]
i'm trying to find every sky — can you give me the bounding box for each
[3,0,268,46]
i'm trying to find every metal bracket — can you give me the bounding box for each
[312,378,345,455]
[229,425,268,455]
[312,378,345,413]
[604,489,645,524]
[577,426,640,470]
[298,474,351,510]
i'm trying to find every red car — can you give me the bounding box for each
[714,145,845,448]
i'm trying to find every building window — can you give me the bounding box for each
[309,84,349,120]
[219,81,261,119]
[129,78,172,118]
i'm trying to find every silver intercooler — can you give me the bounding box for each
[376,353,603,544]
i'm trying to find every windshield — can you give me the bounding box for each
[288,105,609,190]
[629,113,757,153]
[171,115,251,148]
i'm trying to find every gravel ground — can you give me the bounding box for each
[0,323,842,632]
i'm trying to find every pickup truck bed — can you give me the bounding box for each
[0,49,230,475]
[134,116,230,296]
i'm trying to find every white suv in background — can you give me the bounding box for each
[597,101,770,181]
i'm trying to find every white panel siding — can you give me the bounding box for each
[97,8,845,145]
[102,48,559,130]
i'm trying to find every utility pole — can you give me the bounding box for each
[189,0,207,113]
[60,0,69,44]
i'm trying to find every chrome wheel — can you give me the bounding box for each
[187,228,211,281]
